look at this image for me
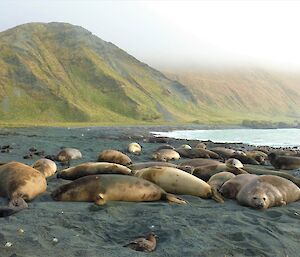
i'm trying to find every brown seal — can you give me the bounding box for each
[179,158,221,168]
[51,174,186,205]
[57,148,82,166]
[32,158,57,178]
[210,147,236,159]
[97,150,132,166]
[152,149,180,162]
[219,174,257,199]
[192,158,247,181]
[57,162,132,180]
[230,152,260,165]
[0,162,47,217]
[124,232,157,252]
[243,164,300,187]
[236,175,300,209]
[207,172,236,203]
[176,148,219,159]
[268,152,300,170]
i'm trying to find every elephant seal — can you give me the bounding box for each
[207,172,236,203]
[32,158,57,178]
[210,147,236,159]
[176,148,219,159]
[57,148,82,166]
[134,166,212,198]
[245,151,267,164]
[178,144,192,150]
[243,164,300,187]
[192,158,247,181]
[219,174,257,199]
[57,162,132,180]
[195,142,207,149]
[237,175,300,209]
[152,149,180,162]
[128,142,142,155]
[51,175,186,205]
[155,144,175,151]
[230,152,260,165]
[129,162,178,171]
[0,162,47,217]
[97,150,132,166]
[179,158,220,168]
[268,152,300,170]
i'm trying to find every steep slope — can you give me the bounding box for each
[0,22,198,124]
[165,68,300,123]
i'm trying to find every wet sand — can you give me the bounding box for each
[0,126,299,257]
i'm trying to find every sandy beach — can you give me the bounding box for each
[0,126,299,257]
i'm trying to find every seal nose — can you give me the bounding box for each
[255,203,264,209]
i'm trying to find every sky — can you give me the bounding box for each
[1,0,300,70]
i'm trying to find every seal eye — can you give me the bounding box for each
[253,197,257,200]
[263,197,266,201]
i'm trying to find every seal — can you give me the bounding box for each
[210,147,236,159]
[219,174,257,199]
[0,162,47,217]
[97,150,132,166]
[192,158,248,181]
[155,144,175,151]
[230,152,260,165]
[57,162,132,180]
[176,148,219,159]
[178,144,192,150]
[152,149,180,162]
[57,148,82,166]
[268,152,300,170]
[207,172,236,203]
[245,151,267,164]
[243,164,300,187]
[236,175,300,209]
[179,158,221,168]
[128,142,142,155]
[51,174,186,205]
[134,166,212,198]
[32,158,57,178]
[195,142,207,149]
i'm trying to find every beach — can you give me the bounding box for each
[0,126,299,257]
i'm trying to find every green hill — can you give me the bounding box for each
[164,68,300,124]
[0,22,199,125]
[0,22,299,126]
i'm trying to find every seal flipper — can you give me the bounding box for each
[164,193,187,204]
[0,197,28,217]
[211,188,225,203]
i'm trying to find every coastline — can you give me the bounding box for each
[0,126,299,257]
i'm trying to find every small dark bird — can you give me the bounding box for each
[124,232,157,252]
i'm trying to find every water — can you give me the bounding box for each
[152,128,300,147]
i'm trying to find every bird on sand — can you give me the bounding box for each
[123,232,157,252]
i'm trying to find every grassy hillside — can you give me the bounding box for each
[0,22,299,126]
[165,68,300,124]
[0,22,199,125]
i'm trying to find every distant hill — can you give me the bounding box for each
[0,22,299,125]
[164,68,300,124]
[0,22,199,125]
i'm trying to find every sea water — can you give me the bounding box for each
[152,128,300,147]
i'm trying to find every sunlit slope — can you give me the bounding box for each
[165,69,300,123]
[0,22,199,124]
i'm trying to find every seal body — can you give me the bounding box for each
[219,174,257,199]
[97,150,132,166]
[51,175,186,205]
[152,149,180,162]
[32,158,57,178]
[0,162,47,201]
[57,148,82,162]
[134,166,212,198]
[176,148,219,159]
[236,175,300,209]
[210,147,235,159]
[208,172,236,203]
[268,152,300,170]
[57,162,132,180]
[128,142,142,155]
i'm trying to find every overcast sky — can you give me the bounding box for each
[1,0,300,70]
